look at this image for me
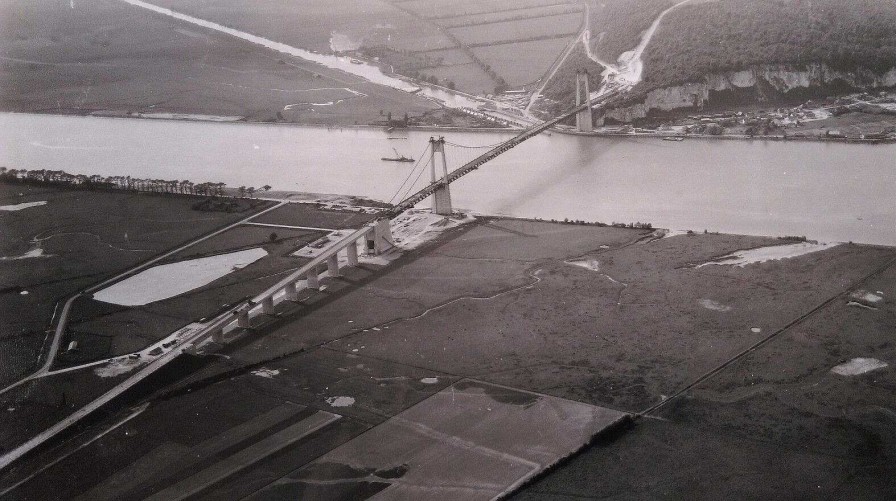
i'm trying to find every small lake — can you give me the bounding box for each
[2,112,895,246]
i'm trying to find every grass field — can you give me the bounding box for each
[438,3,582,29]
[408,0,576,19]
[152,0,419,52]
[473,38,573,88]
[52,200,378,368]
[4,214,896,497]
[425,64,494,94]
[390,0,583,94]
[176,226,326,259]
[414,48,472,67]
[0,183,266,386]
[448,12,582,47]
[251,203,378,229]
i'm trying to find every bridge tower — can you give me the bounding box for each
[575,70,594,132]
[428,136,453,215]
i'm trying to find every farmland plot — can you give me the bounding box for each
[473,37,573,88]
[426,64,494,94]
[437,4,583,29]
[448,13,582,47]
[152,0,454,53]
[415,48,474,67]
[401,0,577,19]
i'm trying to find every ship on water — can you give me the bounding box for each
[382,147,415,162]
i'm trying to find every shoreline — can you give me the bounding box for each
[554,127,896,144]
[1,110,517,134]
[6,109,892,144]
[4,178,894,248]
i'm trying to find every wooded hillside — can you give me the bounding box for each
[640,0,896,89]
[588,0,675,63]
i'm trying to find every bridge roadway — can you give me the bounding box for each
[388,88,624,217]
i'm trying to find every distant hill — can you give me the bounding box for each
[537,0,896,122]
[640,0,896,90]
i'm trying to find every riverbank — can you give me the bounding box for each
[3,109,515,133]
[558,127,896,144]
[20,107,896,145]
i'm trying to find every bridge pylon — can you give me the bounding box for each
[428,136,453,215]
[575,70,594,132]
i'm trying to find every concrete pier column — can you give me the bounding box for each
[433,186,452,216]
[365,228,376,255]
[261,296,275,315]
[306,270,319,290]
[284,281,298,301]
[237,310,250,328]
[327,254,340,277]
[346,241,359,266]
[211,328,224,344]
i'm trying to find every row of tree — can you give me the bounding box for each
[0,167,271,198]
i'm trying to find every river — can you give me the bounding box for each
[2,112,895,246]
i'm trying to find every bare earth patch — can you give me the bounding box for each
[830,357,889,376]
[698,242,840,267]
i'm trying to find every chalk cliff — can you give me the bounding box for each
[604,64,896,122]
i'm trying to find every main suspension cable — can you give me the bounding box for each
[399,156,432,204]
[444,139,509,149]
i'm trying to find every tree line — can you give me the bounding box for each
[0,167,271,198]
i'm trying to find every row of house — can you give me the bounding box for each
[0,168,228,196]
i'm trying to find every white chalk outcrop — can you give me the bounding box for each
[605,64,896,122]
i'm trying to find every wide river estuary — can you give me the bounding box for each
[3,112,895,246]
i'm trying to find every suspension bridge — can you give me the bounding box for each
[387,82,623,218]
[0,77,625,471]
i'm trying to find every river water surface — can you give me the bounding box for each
[2,112,895,246]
